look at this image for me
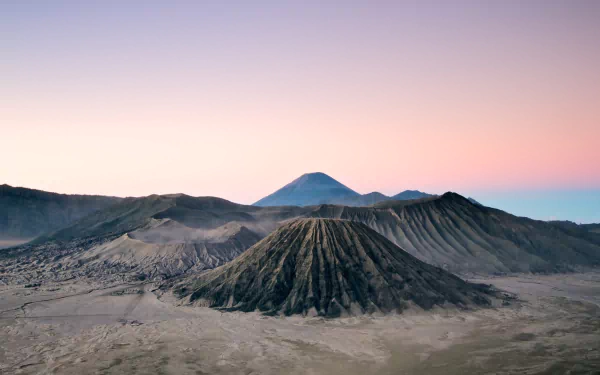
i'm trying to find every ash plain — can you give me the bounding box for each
[1,272,599,374]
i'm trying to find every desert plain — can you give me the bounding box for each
[1,271,599,375]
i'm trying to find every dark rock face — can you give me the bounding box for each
[0,184,121,241]
[179,218,492,317]
[584,224,600,234]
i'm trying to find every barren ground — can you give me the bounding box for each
[1,272,599,374]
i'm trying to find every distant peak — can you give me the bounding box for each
[391,190,434,200]
[294,172,337,183]
[285,172,354,189]
[441,192,470,202]
[302,172,328,177]
[253,172,359,207]
[364,191,386,197]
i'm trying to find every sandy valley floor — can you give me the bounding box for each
[1,272,599,375]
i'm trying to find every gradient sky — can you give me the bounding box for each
[1,1,599,222]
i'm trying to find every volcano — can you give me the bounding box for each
[253,172,360,207]
[177,218,492,317]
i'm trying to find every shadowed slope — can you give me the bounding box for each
[6,195,311,281]
[585,224,600,234]
[37,194,264,243]
[0,184,121,241]
[178,218,492,317]
[311,193,600,274]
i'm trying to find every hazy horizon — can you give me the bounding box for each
[2,1,599,222]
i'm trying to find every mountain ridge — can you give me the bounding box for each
[310,192,600,274]
[0,184,122,241]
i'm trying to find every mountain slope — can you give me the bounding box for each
[8,194,310,281]
[35,195,177,243]
[177,219,492,317]
[548,221,600,244]
[335,190,436,207]
[311,193,600,274]
[0,184,121,241]
[253,172,360,207]
[328,192,391,206]
[65,219,263,278]
[468,197,483,206]
[37,194,269,243]
[391,190,435,201]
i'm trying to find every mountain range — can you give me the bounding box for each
[2,174,599,284]
[0,174,433,244]
[253,172,434,207]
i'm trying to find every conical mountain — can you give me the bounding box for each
[253,172,359,207]
[176,218,492,317]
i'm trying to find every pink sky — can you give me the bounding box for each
[1,1,599,204]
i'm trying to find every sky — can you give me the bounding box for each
[1,0,599,222]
